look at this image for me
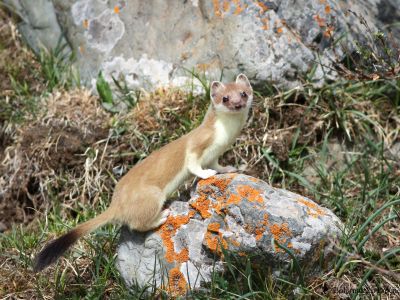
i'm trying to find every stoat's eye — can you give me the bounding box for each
[222,96,229,103]
[241,91,247,98]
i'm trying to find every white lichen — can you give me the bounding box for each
[86,9,125,53]
[96,55,206,94]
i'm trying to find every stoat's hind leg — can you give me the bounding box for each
[147,208,171,230]
[122,186,167,232]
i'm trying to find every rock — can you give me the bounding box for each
[4,0,400,91]
[4,0,70,55]
[116,173,343,296]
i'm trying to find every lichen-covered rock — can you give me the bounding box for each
[4,0,400,90]
[116,173,343,296]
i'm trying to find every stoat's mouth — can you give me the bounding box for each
[230,103,250,112]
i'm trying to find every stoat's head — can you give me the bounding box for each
[210,74,253,113]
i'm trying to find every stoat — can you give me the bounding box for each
[33,74,253,272]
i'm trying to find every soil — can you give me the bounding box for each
[0,119,108,232]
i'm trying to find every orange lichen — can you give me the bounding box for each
[78,45,85,54]
[255,227,265,241]
[263,213,269,224]
[198,174,234,191]
[196,176,270,249]
[208,222,221,233]
[82,19,89,29]
[212,0,221,17]
[113,5,120,14]
[197,63,210,71]
[236,185,264,204]
[325,4,331,14]
[205,221,229,256]
[269,223,291,241]
[190,195,212,218]
[175,248,189,263]
[313,14,326,27]
[194,175,242,217]
[232,0,244,15]
[238,251,246,257]
[226,193,241,205]
[166,267,188,297]
[205,231,219,252]
[257,1,269,13]
[253,213,269,240]
[249,177,261,183]
[223,0,230,12]
[213,200,223,214]
[260,17,269,30]
[268,222,292,252]
[298,198,326,218]
[159,213,193,263]
[276,27,283,34]
[205,231,228,255]
[323,25,334,38]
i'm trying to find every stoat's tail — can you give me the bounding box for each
[33,209,114,272]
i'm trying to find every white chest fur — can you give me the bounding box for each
[201,112,247,167]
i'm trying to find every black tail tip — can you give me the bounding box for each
[33,254,48,273]
[32,230,79,272]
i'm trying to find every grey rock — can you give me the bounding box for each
[116,173,343,296]
[4,0,71,55]
[4,0,400,91]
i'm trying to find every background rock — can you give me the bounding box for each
[4,0,400,91]
[116,174,343,296]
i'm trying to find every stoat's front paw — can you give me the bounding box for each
[197,169,217,179]
[217,165,238,173]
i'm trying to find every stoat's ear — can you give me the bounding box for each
[236,74,252,90]
[210,81,225,102]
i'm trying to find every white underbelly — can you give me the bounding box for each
[163,168,190,196]
[200,118,241,167]
[201,142,228,167]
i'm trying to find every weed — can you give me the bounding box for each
[96,72,141,113]
[37,40,79,92]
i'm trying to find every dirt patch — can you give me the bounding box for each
[266,102,322,160]
[0,90,110,231]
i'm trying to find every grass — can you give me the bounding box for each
[1,6,399,300]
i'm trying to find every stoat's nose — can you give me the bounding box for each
[235,104,243,109]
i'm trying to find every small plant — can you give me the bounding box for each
[37,40,79,92]
[96,72,140,113]
[336,11,400,80]
[96,71,114,110]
